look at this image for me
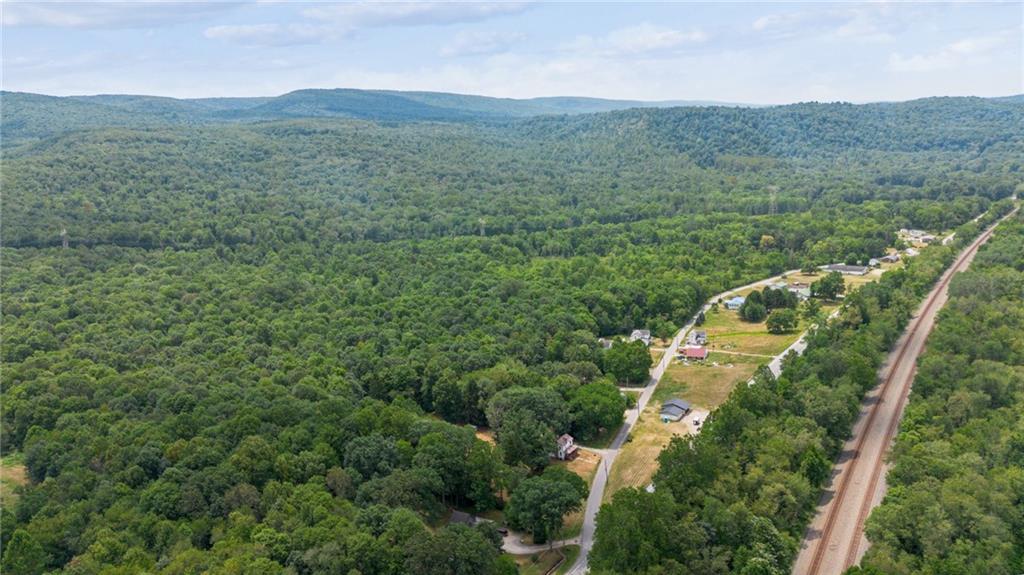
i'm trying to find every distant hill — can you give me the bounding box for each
[3,88,1019,147]
[0,88,746,145]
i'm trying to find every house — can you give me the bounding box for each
[660,398,692,423]
[768,282,788,291]
[905,248,920,257]
[450,511,478,526]
[725,296,746,310]
[880,254,900,264]
[787,282,811,300]
[555,434,579,461]
[629,329,652,346]
[822,264,869,276]
[899,228,937,246]
[597,337,614,350]
[868,258,880,267]
[680,345,708,361]
[688,330,708,345]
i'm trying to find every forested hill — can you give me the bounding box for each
[2,88,1024,574]
[516,96,1024,160]
[3,96,1022,251]
[0,89,725,145]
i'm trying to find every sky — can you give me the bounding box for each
[2,1,1022,104]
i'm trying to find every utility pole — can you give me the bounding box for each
[60,227,69,249]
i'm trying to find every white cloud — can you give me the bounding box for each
[440,30,525,57]
[606,23,707,54]
[203,1,531,46]
[1,1,241,29]
[204,23,333,46]
[562,22,708,57]
[300,2,530,29]
[751,5,904,43]
[888,31,1011,72]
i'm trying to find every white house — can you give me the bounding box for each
[555,434,579,460]
[725,296,746,310]
[629,329,652,346]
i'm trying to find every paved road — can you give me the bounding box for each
[791,208,1017,575]
[560,269,805,573]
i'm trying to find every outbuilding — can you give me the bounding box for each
[822,264,869,276]
[660,398,692,423]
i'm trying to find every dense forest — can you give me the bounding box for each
[854,214,1024,575]
[1,92,1022,574]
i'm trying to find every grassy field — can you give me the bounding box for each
[1,452,27,509]
[702,306,808,356]
[657,352,762,409]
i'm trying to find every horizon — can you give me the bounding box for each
[2,2,1022,105]
[9,86,1024,108]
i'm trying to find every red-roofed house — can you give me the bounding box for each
[680,346,708,360]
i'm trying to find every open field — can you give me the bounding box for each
[702,306,810,356]
[603,400,697,498]
[658,352,762,409]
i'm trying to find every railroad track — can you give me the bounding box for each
[800,208,1017,575]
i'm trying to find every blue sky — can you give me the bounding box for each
[2,1,1021,104]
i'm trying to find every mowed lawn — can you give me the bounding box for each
[657,352,762,409]
[702,306,808,357]
[604,403,691,499]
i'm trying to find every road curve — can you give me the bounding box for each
[791,208,1018,575]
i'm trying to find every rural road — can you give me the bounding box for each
[791,208,1017,575]
[560,269,805,574]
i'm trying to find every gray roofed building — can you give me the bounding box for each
[449,511,478,526]
[660,398,692,422]
[823,264,869,276]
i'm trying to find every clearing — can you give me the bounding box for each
[1,452,28,509]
